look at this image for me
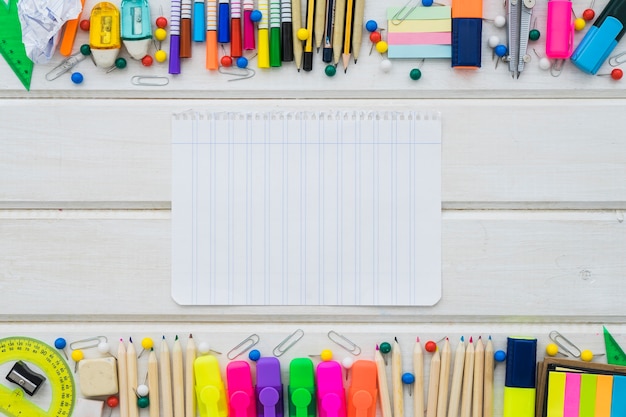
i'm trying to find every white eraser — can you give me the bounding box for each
[78,356,118,397]
[73,397,104,417]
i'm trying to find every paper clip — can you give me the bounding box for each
[218,66,256,81]
[131,75,170,86]
[227,334,260,359]
[609,51,626,67]
[391,0,420,25]
[549,330,585,357]
[327,331,362,355]
[46,52,89,81]
[70,336,108,351]
[272,329,304,357]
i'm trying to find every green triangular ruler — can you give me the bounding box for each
[603,326,626,365]
[0,0,33,90]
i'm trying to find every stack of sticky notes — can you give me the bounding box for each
[386,6,452,59]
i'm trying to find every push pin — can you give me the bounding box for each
[106,395,119,417]
[309,349,334,361]
[409,59,425,80]
[572,9,586,31]
[582,0,595,20]
[106,57,128,73]
[529,17,540,41]
[379,341,392,364]
[54,337,69,359]
[380,58,393,73]
[494,349,506,362]
[197,341,223,356]
[248,349,261,361]
[134,384,150,408]
[483,15,507,28]
[547,330,604,362]
[341,357,354,380]
[138,337,154,358]
[533,49,551,70]
[402,372,415,395]
[71,349,84,373]
[598,68,624,80]
[494,44,508,68]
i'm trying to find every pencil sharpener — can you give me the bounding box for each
[6,361,46,396]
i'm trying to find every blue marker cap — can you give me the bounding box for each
[193,2,206,42]
[504,337,536,388]
[451,18,482,68]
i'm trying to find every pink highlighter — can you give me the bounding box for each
[546,0,575,59]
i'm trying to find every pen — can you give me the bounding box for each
[342,0,354,72]
[437,338,451,417]
[392,338,404,417]
[281,0,294,61]
[291,0,303,69]
[258,0,270,67]
[193,0,206,41]
[118,339,129,417]
[206,0,219,69]
[161,337,174,417]
[351,0,364,63]
[185,334,196,417]
[243,0,255,49]
[331,0,345,65]
[173,336,184,417]
[414,338,425,417]
[321,0,334,62]
[231,0,242,56]
[218,0,230,43]
[269,0,281,66]
[302,0,315,71]
[169,0,182,73]
[180,0,192,57]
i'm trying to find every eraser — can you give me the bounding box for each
[78,356,118,397]
[73,397,104,417]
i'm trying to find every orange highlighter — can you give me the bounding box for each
[347,360,378,417]
[59,0,86,56]
[206,0,219,69]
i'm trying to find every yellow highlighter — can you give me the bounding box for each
[257,0,270,68]
[194,355,228,417]
[503,337,537,417]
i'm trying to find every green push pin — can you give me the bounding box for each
[106,57,128,73]
[409,68,422,81]
[137,396,149,408]
[325,64,337,77]
[379,341,392,364]
[529,29,540,41]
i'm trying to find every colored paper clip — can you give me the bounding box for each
[227,361,256,417]
[391,0,420,25]
[256,357,284,417]
[273,329,304,357]
[70,336,108,350]
[227,334,260,360]
[327,331,361,355]
[131,75,170,86]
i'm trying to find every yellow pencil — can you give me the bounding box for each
[392,338,404,417]
[341,0,354,71]
[185,334,196,417]
[302,0,315,71]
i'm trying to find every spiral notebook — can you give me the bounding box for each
[171,110,442,306]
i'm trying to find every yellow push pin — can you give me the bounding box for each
[138,337,154,358]
[308,349,334,361]
[71,349,84,373]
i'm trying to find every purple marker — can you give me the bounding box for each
[169,0,182,73]
[256,357,283,417]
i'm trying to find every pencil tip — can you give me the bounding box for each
[162,335,165,340]
[175,335,179,341]
[120,338,124,342]
[189,333,193,338]
[375,344,380,350]
[461,335,464,342]
[354,58,357,64]
[129,337,133,343]
[488,335,492,340]
[469,336,473,343]
[394,336,398,342]
[416,337,420,342]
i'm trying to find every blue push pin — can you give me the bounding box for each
[236,56,249,68]
[422,0,434,6]
[71,72,84,84]
[494,350,506,362]
[248,349,261,361]
[54,337,69,359]
[250,10,262,23]
[402,372,415,396]
[365,20,378,32]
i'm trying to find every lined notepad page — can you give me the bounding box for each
[172,110,442,306]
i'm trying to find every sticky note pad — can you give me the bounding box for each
[594,375,612,417]
[563,373,581,417]
[78,357,119,397]
[611,375,626,415]
[387,6,452,59]
[547,372,566,417]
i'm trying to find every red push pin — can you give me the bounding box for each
[105,395,118,417]
[369,29,385,55]
[598,68,623,80]
[583,0,595,21]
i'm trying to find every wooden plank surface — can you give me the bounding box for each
[2,99,626,207]
[1,211,623,320]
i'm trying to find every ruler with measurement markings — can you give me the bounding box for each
[0,0,34,90]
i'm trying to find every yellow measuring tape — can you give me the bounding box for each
[0,337,75,417]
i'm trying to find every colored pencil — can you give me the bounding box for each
[484,337,494,417]
[414,338,425,417]
[426,347,441,417]
[460,337,475,417]
[185,335,196,417]
[392,338,404,417]
[160,337,174,417]
[118,339,129,417]
[375,347,393,417]
[447,337,466,417]
[437,338,451,417]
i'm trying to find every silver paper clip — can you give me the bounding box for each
[609,51,626,67]
[327,330,362,355]
[272,329,304,357]
[131,75,170,86]
[391,0,420,25]
[227,334,260,359]
[70,336,108,351]
[46,52,89,81]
